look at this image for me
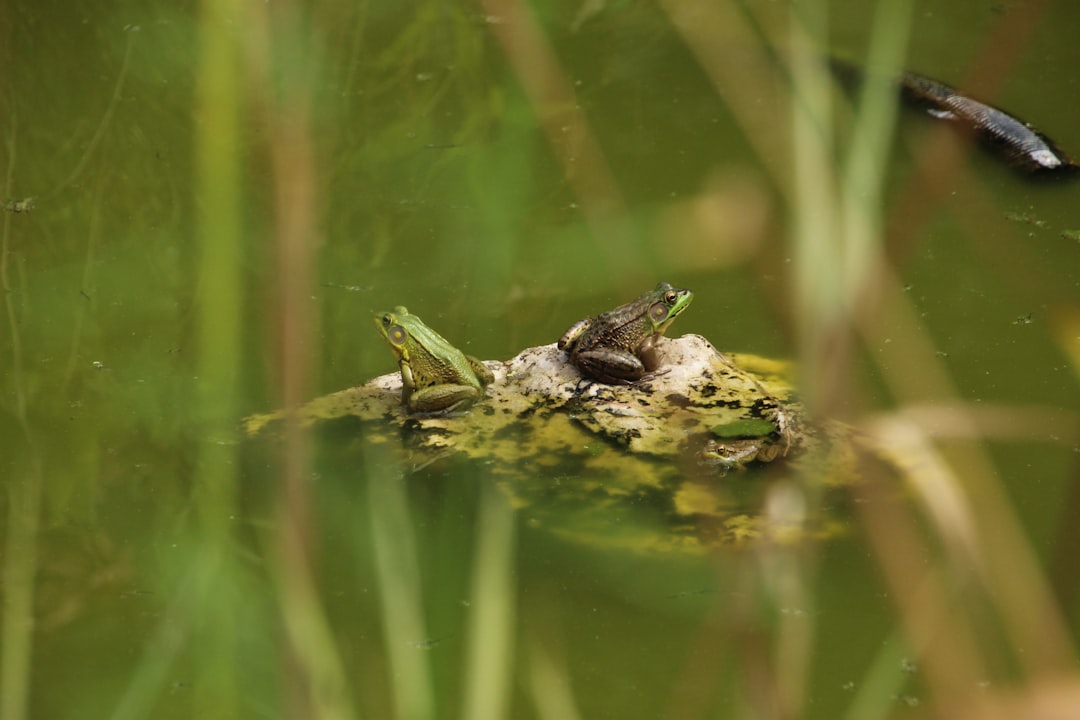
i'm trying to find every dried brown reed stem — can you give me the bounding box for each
[479,0,634,277]
[243,1,357,717]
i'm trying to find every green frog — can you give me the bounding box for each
[557,282,694,383]
[374,306,495,413]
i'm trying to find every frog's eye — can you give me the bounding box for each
[381,313,394,327]
[663,290,678,305]
[388,325,408,345]
[649,302,669,322]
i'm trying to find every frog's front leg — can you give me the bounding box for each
[398,360,418,408]
[408,384,483,414]
[637,334,664,373]
[573,348,646,384]
[627,334,677,384]
[466,355,495,386]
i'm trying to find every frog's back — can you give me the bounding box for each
[408,339,480,389]
[573,308,649,355]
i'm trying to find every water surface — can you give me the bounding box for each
[3,0,1080,717]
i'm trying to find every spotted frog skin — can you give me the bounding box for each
[557,282,694,384]
[374,306,494,413]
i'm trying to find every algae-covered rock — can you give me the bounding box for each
[244,334,852,551]
[245,335,803,468]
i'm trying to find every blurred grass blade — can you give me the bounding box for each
[369,468,435,720]
[192,0,244,712]
[271,523,358,720]
[842,627,912,720]
[787,0,839,412]
[51,31,133,197]
[840,0,912,302]
[108,579,192,720]
[1,467,41,720]
[243,0,337,714]
[461,482,517,720]
[480,0,632,275]
[528,641,582,720]
[195,0,243,432]
[0,110,39,720]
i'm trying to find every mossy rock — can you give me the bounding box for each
[245,335,857,551]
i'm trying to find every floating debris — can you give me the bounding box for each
[321,282,372,293]
[408,634,452,650]
[1004,210,1048,229]
[1012,313,1034,326]
[3,197,35,213]
[666,588,714,599]
[900,72,1076,174]
[893,694,921,708]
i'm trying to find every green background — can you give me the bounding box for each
[3,0,1080,718]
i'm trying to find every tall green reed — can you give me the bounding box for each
[1,108,41,720]
[190,0,245,713]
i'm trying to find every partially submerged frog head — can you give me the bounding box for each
[373,306,494,414]
[557,282,694,384]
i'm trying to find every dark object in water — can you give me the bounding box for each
[900,71,1076,173]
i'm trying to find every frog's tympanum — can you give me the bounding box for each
[558,282,694,383]
[374,306,494,414]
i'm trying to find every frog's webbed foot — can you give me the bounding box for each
[766,404,797,457]
[406,384,483,415]
[406,401,473,418]
[409,447,459,472]
[634,367,672,385]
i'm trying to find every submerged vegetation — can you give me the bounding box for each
[2,0,1080,718]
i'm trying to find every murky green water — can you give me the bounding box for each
[4,0,1080,718]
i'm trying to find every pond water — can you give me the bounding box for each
[4,0,1080,718]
